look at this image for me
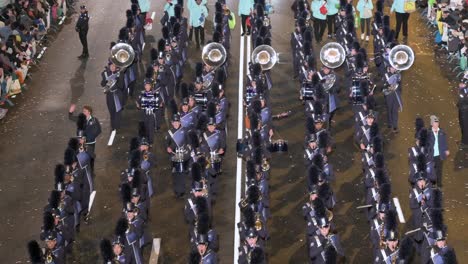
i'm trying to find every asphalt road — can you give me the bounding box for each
[0,0,466,263]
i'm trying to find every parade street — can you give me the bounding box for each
[0,0,466,263]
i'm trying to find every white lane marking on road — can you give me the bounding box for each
[107,130,116,146]
[234,27,245,264]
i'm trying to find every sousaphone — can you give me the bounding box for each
[110,42,135,68]
[388,45,414,71]
[202,42,227,69]
[251,44,278,70]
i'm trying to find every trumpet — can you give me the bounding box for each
[143,151,149,161]
[45,248,53,263]
[79,142,86,152]
[255,212,263,231]
[379,221,386,249]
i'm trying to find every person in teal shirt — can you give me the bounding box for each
[188,0,208,49]
[356,0,373,41]
[312,0,327,43]
[391,0,410,39]
[326,0,340,38]
[164,0,176,18]
[238,0,255,36]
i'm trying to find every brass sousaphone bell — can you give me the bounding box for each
[202,42,227,69]
[319,42,346,69]
[388,44,414,71]
[251,44,278,70]
[110,42,136,68]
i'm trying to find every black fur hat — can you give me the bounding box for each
[213,31,221,43]
[173,22,181,36]
[304,29,313,42]
[264,37,272,46]
[126,9,133,18]
[351,41,360,51]
[100,239,114,262]
[442,248,457,264]
[318,131,329,149]
[318,183,332,200]
[313,197,327,218]
[54,164,65,184]
[189,131,199,149]
[398,237,413,262]
[189,250,202,264]
[195,62,203,77]
[168,99,179,117]
[115,218,128,237]
[312,154,324,170]
[303,41,312,57]
[252,100,262,115]
[246,160,256,180]
[313,101,323,116]
[375,153,385,169]
[118,27,128,42]
[145,65,153,79]
[370,123,379,139]
[129,150,140,169]
[311,72,320,86]
[207,101,217,119]
[339,0,347,9]
[383,15,390,27]
[356,52,365,69]
[120,183,132,204]
[252,63,262,76]
[49,190,61,209]
[197,212,210,235]
[417,154,426,172]
[250,247,265,264]
[375,13,383,26]
[376,0,384,13]
[243,206,255,228]
[379,183,392,204]
[345,4,353,15]
[247,185,260,204]
[64,147,75,166]
[191,162,202,182]
[196,115,208,130]
[68,137,79,151]
[385,209,398,240]
[43,211,55,231]
[260,26,268,38]
[138,121,147,139]
[175,5,182,19]
[306,116,316,134]
[249,113,259,131]
[418,128,429,148]
[256,4,264,17]
[372,136,383,153]
[253,148,263,166]
[194,197,208,214]
[126,17,134,29]
[77,113,86,131]
[27,240,43,264]
[129,137,139,152]
[308,165,320,186]
[156,40,165,56]
[432,188,443,209]
[307,55,316,69]
[255,36,264,47]
[252,131,262,149]
[325,245,337,264]
[162,26,170,40]
[375,169,388,186]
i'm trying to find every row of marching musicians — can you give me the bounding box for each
[234,2,288,263]
[27,108,101,263]
[403,118,457,263]
[96,0,192,263]
[290,2,345,264]
[163,1,235,263]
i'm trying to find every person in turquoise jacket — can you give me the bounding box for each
[356,0,373,41]
[188,0,208,49]
[391,0,409,39]
[312,0,327,43]
[164,0,176,18]
[138,0,150,16]
[238,0,255,36]
[326,0,340,38]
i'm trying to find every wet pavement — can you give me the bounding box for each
[0,0,466,263]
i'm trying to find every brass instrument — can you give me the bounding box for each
[388,45,414,71]
[255,212,263,231]
[105,43,135,93]
[45,248,53,263]
[165,52,172,63]
[240,196,248,208]
[320,42,346,69]
[326,209,334,222]
[201,177,209,197]
[152,70,158,86]
[261,158,270,172]
[143,151,149,161]
[379,221,386,249]
[251,45,278,71]
[202,42,227,69]
[224,8,231,16]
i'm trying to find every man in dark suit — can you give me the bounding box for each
[428,115,449,187]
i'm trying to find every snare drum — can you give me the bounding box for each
[211,157,222,174]
[269,140,289,153]
[171,154,187,173]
